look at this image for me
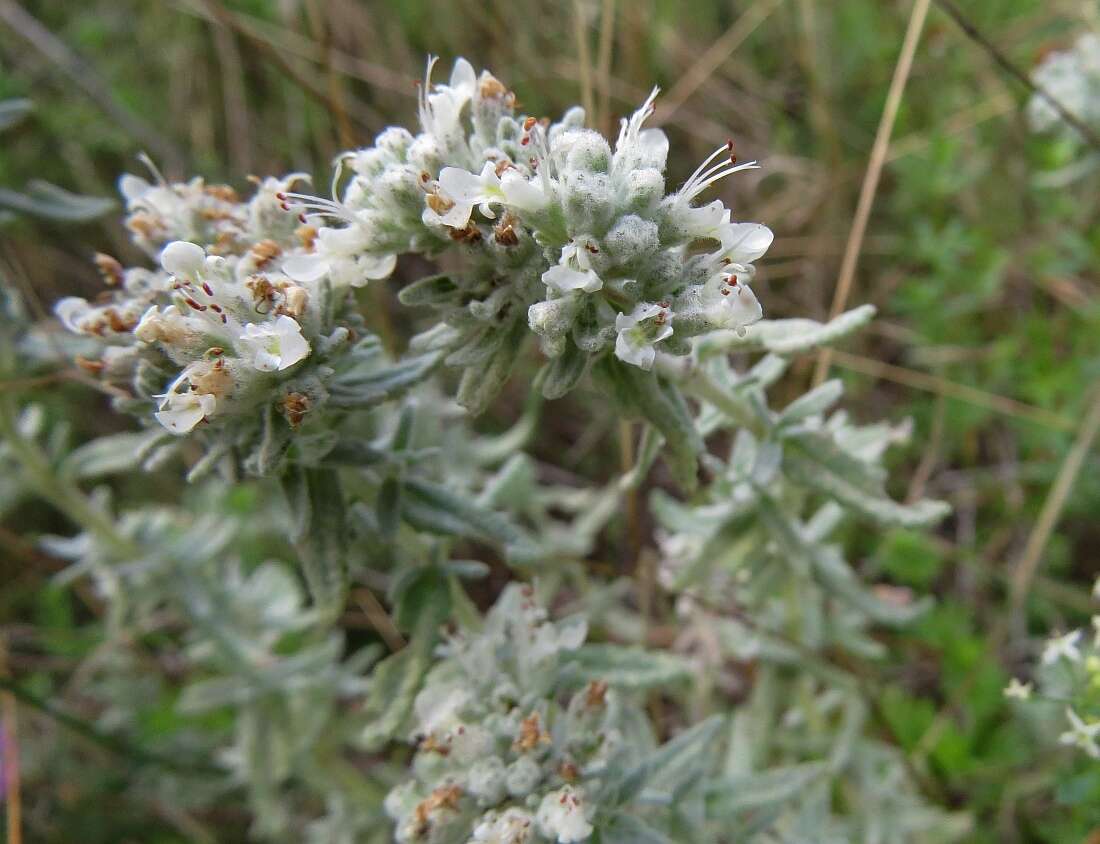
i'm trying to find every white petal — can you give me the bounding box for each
[118,174,150,201]
[449,57,477,94]
[615,333,655,370]
[54,297,91,332]
[501,171,549,211]
[543,265,602,294]
[283,254,330,283]
[438,166,486,204]
[160,241,206,277]
[356,252,397,282]
[720,223,773,263]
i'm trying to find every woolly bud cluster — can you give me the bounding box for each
[385,584,641,844]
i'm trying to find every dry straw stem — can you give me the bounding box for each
[933,0,1100,153]
[813,0,932,387]
[1,638,21,844]
[353,588,406,652]
[829,349,1075,433]
[572,0,596,121]
[651,0,784,126]
[0,0,184,174]
[1009,382,1100,613]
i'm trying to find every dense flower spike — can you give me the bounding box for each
[384,584,689,843]
[56,55,771,465]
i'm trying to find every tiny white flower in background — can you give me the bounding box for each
[424,162,504,228]
[1093,575,1100,600]
[237,315,310,372]
[1003,677,1033,700]
[154,390,216,434]
[1059,707,1100,759]
[535,786,593,844]
[1042,629,1082,665]
[542,264,603,295]
[614,301,673,370]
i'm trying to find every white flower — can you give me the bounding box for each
[282,224,396,286]
[160,240,207,277]
[1059,707,1100,758]
[536,787,593,844]
[1003,677,1033,700]
[611,87,669,174]
[424,162,504,228]
[54,297,93,334]
[669,142,760,239]
[614,302,673,370]
[134,305,191,345]
[500,169,551,212]
[237,315,310,372]
[1042,630,1082,665]
[154,390,216,434]
[700,272,763,334]
[418,56,478,142]
[1093,575,1100,600]
[413,685,470,736]
[542,265,603,295]
[471,808,534,843]
[718,222,773,265]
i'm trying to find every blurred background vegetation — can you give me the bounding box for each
[1,0,1099,840]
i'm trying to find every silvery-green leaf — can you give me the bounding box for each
[328,351,441,408]
[61,429,170,479]
[778,380,844,426]
[539,340,588,399]
[599,814,673,844]
[698,304,876,357]
[401,477,540,563]
[456,319,525,415]
[396,273,460,308]
[564,644,691,688]
[0,180,115,221]
[0,98,32,132]
[603,715,724,805]
[707,761,829,815]
[293,467,348,620]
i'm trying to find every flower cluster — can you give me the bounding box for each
[1028,33,1100,137]
[283,58,771,410]
[385,583,654,844]
[1005,577,1100,760]
[52,169,423,475]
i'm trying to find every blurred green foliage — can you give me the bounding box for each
[2,0,1100,841]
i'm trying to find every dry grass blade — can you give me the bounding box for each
[813,0,932,386]
[353,588,406,652]
[1009,382,1100,613]
[0,0,184,174]
[651,0,783,126]
[1,638,21,844]
[572,0,596,120]
[933,0,1100,153]
[829,349,1075,432]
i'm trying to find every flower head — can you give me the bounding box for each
[1042,630,1083,665]
[1059,707,1100,758]
[1003,677,1033,700]
[535,786,593,843]
[614,301,673,370]
[237,315,310,372]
